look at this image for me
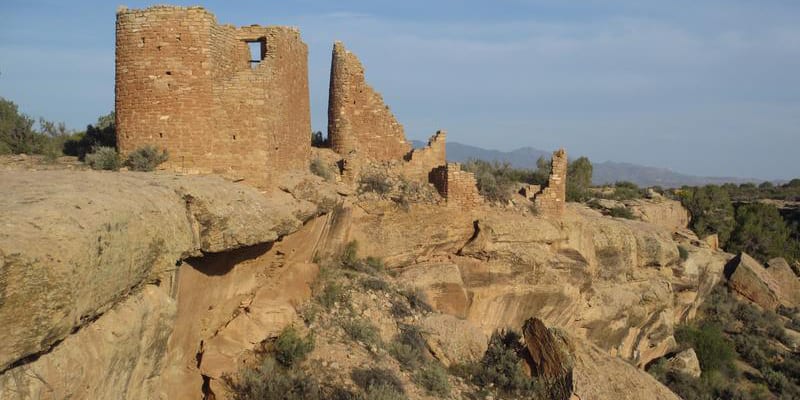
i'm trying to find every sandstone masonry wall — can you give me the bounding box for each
[431,163,483,210]
[400,130,447,182]
[533,149,567,217]
[328,41,411,161]
[116,6,310,189]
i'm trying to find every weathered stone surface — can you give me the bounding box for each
[628,197,690,231]
[356,204,724,368]
[666,348,702,378]
[116,6,311,189]
[726,252,786,310]
[160,216,328,400]
[571,336,681,400]
[396,262,469,318]
[766,257,800,306]
[0,170,316,373]
[418,314,487,367]
[0,285,176,400]
[522,318,574,400]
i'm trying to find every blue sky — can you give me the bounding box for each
[1,1,798,180]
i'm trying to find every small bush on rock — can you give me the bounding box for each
[317,281,348,310]
[310,157,333,181]
[124,145,168,171]
[273,326,314,367]
[85,146,120,170]
[343,318,381,348]
[608,206,636,220]
[474,329,536,396]
[351,367,405,397]
[359,172,392,195]
[414,364,451,397]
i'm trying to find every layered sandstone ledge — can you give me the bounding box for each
[0,169,323,373]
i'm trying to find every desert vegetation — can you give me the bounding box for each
[648,285,800,399]
[679,184,800,265]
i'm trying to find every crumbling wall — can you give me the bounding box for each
[533,149,568,217]
[328,41,411,161]
[400,130,446,182]
[115,6,311,189]
[431,163,483,210]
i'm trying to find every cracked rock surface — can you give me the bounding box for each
[0,170,316,373]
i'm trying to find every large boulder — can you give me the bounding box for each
[522,318,574,400]
[726,253,790,310]
[766,258,800,306]
[627,197,690,232]
[665,348,702,378]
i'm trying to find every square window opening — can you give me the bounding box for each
[247,39,265,69]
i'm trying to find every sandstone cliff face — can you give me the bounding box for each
[0,168,723,399]
[375,203,728,368]
[0,170,326,399]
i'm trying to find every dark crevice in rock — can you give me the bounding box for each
[201,374,215,400]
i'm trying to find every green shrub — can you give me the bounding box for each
[678,245,690,261]
[728,203,799,265]
[389,325,428,370]
[85,146,120,171]
[365,256,385,272]
[610,181,645,200]
[351,367,405,397]
[679,185,735,247]
[310,157,333,181]
[359,172,392,195]
[363,383,406,400]
[273,326,314,367]
[414,364,450,396]
[124,145,168,171]
[224,357,320,400]
[342,319,381,348]
[473,329,536,396]
[341,240,359,267]
[390,301,413,319]
[608,206,636,219]
[362,277,389,292]
[675,324,736,374]
[317,281,347,310]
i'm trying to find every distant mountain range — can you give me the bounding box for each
[412,140,760,188]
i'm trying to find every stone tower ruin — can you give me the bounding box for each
[328,41,411,161]
[115,6,311,189]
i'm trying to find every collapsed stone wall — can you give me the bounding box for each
[431,163,483,210]
[399,130,447,182]
[533,149,568,217]
[115,6,311,189]
[328,41,411,161]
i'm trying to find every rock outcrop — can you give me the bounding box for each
[522,318,574,400]
[0,170,328,399]
[628,197,690,231]
[726,252,790,310]
[665,348,702,378]
[358,202,727,369]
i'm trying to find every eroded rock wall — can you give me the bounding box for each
[0,169,325,399]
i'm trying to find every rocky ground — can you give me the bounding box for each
[0,154,739,399]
